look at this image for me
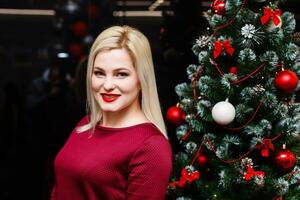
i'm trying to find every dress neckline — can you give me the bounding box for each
[96,122,153,131]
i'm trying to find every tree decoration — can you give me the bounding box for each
[195,35,211,48]
[266,16,282,32]
[229,66,237,75]
[213,40,234,58]
[274,70,299,93]
[212,99,236,125]
[169,167,200,188]
[240,24,264,47]
[198,154,208,167]
[274,147,296,171]
[243,166,265,181]
[166,105,186,126]
[261,7,282,31]
[211,0,226,15]
[168,0,300,198]
[255,138,274,157]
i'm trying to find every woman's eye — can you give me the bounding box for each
[116,72,129,77]
[94,71,105,77]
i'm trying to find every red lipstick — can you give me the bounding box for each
[101,93,120,103]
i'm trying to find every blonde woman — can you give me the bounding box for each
[50,26,172,200]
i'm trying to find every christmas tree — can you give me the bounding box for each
[167,0,300,199]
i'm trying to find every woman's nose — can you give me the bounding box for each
[103,77,115,90]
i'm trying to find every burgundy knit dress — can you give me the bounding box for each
[51,116,172,200]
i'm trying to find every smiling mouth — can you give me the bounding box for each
[101,94,121,103]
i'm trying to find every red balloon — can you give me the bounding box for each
[71,21,88,37]
[211,0,226,15]
[166,106,184,126]
[274,149,296,171]
[274,70,299,93]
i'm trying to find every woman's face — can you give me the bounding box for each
[91,48,141,114]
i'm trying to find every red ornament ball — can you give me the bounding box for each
[166,106,185,126]
[211,0,226,15]
[198,154,208,167]
[274,149,296,171]
[274,70,299,93]
[71,21,88,37]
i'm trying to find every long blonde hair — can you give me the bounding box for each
[77,25,168,139]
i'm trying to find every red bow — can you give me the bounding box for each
[243,166,265,181]
[169,168,200,188]
[213,40,234,58]
[260,7,281,26]
[255,138,275,157]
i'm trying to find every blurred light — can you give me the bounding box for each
[149,0,164,11]
[113,11,162,17]
[65,0,79,13]
[116,0,170,6]
[57,53,69,58]
[84,35,94,45]
[0,8,55,16]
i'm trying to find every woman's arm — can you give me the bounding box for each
[127,135,172,200]
[49,184,57,200]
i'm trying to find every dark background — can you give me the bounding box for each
[0,1,299,199]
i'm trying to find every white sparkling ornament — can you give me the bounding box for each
[266,16,282,32]
[212,99,236,125]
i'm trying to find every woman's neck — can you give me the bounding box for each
[100,104,149,128]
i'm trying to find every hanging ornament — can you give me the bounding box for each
[260,7,282,32]
[175,168,200,188]
[274,70,299,93]
[198,154,208,167]
[213,40,234,58]
[255,138,274,157]
[212,98,236,125]
[166,105,185,126]
[274,146,296,171]
[266,16,282,32]
[229,66,237,75]
[243,166,265,181]
[211,0,226,15]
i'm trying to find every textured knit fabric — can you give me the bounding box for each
[51,116,172,200]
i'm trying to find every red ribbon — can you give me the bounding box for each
[169,168,200,188]
[243,166,265,181]
[260,7,281,26]
[255,138,275,157]
[213,40,234,58]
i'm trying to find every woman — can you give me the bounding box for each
[50,26,172,200]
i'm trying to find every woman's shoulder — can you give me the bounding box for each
[76,115,90,127]
[130,123,171,150]
[127,122,165,139]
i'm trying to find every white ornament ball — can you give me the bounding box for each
[266,17,282,32]
[212,100,236,125]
